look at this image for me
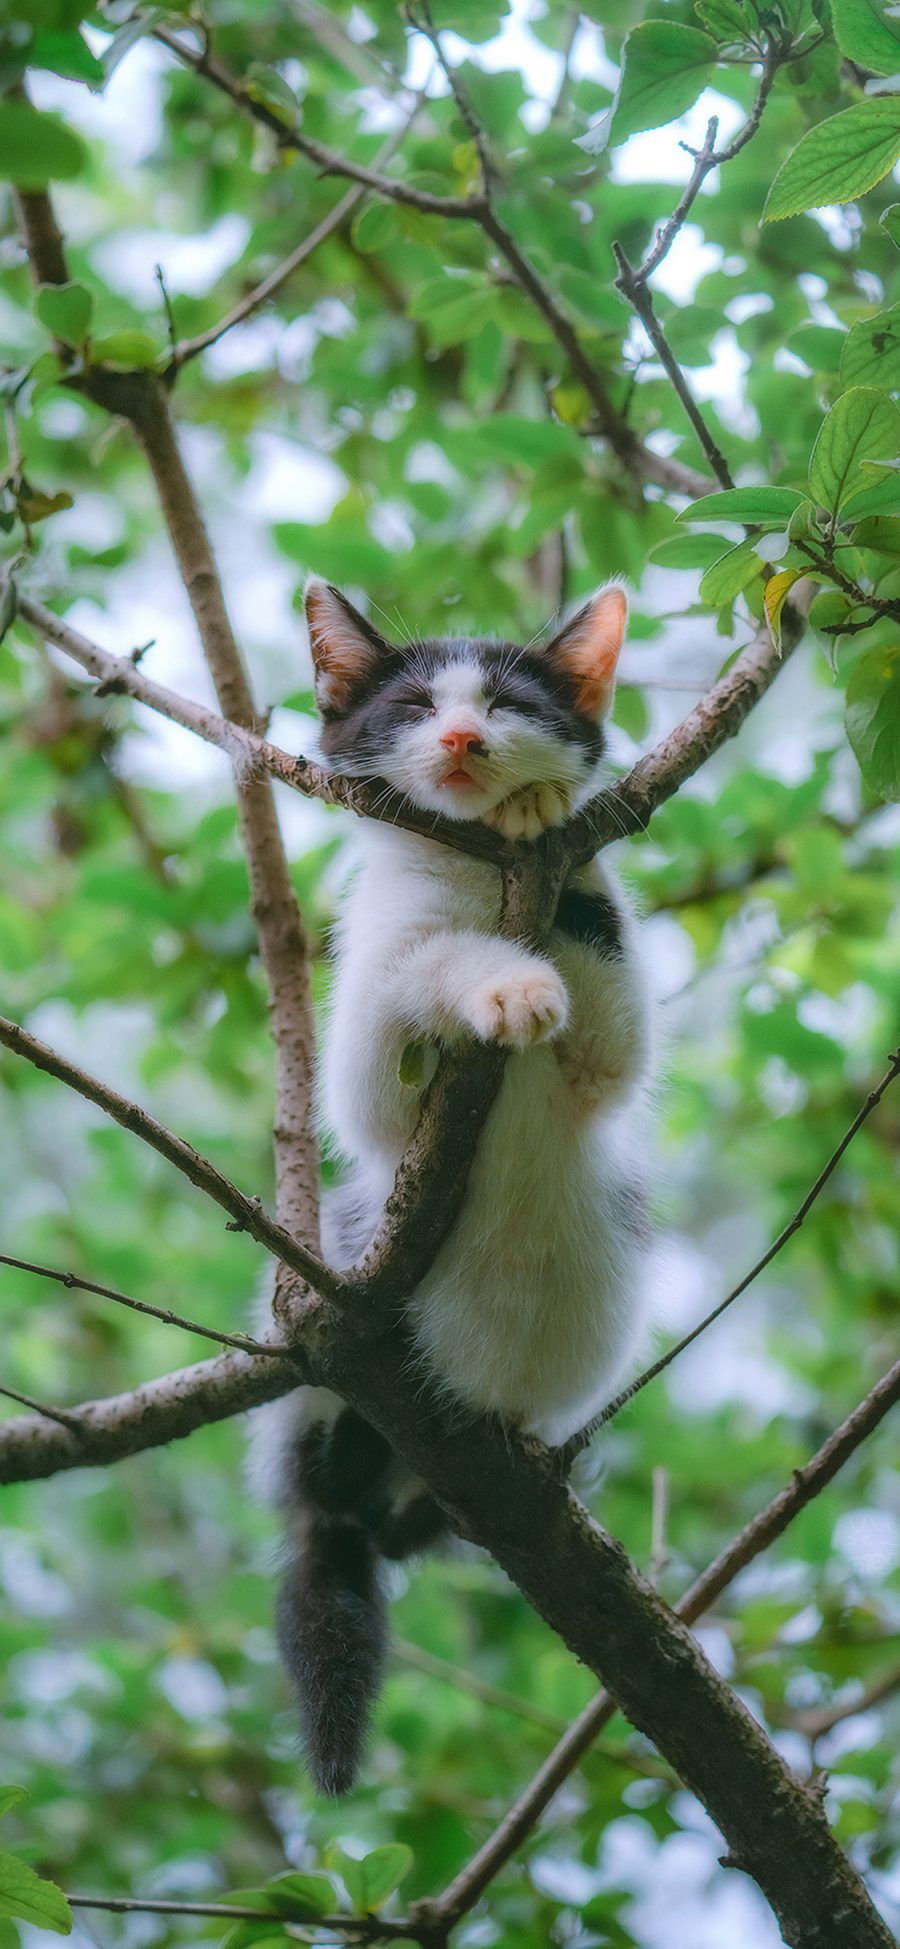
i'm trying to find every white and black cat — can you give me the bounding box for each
[259,579,653,1795]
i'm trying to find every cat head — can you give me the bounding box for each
[304,579,627,824]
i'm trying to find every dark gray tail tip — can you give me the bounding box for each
[306,1746,361,1798]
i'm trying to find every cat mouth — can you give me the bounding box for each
[440,766,482,788]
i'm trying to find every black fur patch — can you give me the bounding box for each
[278,1407,448,1794]
[554,887,623,957]
[319,635,605,772]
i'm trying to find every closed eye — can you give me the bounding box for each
[395,689,435,714]
[487,688,542,718]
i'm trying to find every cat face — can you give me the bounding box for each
[305,580,627,823]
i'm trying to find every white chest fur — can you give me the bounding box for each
[320,825,651,1446]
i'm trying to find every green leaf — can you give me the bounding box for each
[699,537,766,604]
[763,99,900,220]
[35,281,94,348]
[850,514,900,554]
[244,63,299,127]
[649,533,728,568]
[609,22,717,144]
[352,202,397,252]
[845,644,900,797]
[90,331,161,370]
[787,323,846,370]
[29,30,105,82]
[0,1793,27,1825]
[808,387,900,514]
[881,202,900,245]
[265,1873,337,1920]
[17,487,73,524]
[328,1844,412,1914]
[0,582,18,648]
[678,486,809,525]
[842,471,900,518]
[357,1846,414,1911]
[809,588,855,640]
[839,304,900,391]
[0,1855,71,1934]
[399,1041,428,1086]
[0,101,85,188]
[695,0,758,43]
[829,0,900,76]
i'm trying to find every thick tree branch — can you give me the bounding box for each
[3,1340,897,1943]
[15,587,809,877]
[429,1351,900,1932]
[0,1345,299,1479]
[14,194,321,1259]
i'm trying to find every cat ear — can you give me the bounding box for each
[304,578,390,713]
[544,583,627,719]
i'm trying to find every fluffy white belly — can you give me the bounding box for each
[401,1053,645,1445]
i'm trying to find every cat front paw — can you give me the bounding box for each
[482,781,572,842]
[466,966,569,1047]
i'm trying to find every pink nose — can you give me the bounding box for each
[440,728,485,759]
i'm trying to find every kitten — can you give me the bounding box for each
[260,579,652,1795]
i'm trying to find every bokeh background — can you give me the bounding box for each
[1,3,899,1945]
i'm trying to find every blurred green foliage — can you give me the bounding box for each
[0,1,899,1945]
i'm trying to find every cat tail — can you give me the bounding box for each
[275,1407,389,1798]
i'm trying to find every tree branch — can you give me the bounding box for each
[0,1382,86,1432]
[0,1251,286,1358]
[14,193,321,1261]
[638,44,779,288]
[567,1043,900,1451]
[612,242,735,491]
[0,1013,336,1301]
[0,1344,299,1481]
[428,1352,900,1932]
[65,1895,409,1941]
[152,24,482,219]
[172,118,417,369]
[14,584,810,878]
[149,24,711,501]
[787,1660,900,1742]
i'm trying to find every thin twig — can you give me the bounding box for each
[0,1014,336,1303]
[612,244,734,491]
[576,1046,900,1446]
[638,44,779,287]
[787,1660,900,1742]
[0,1251,287,1357]
[150,22,711,501]
[64,1895,409,1940]
[429,1352,900,1929]
[414,1,498,188]
[152,23,483,219]
[0,1383,85,1432]
[173,116,418,367]
[392,1638,671,1779]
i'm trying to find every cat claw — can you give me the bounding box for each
[467,968,569,1047]
[482,782,572,842]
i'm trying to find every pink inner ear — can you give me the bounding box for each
[306,583,377,709]
[553,587,627,718]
